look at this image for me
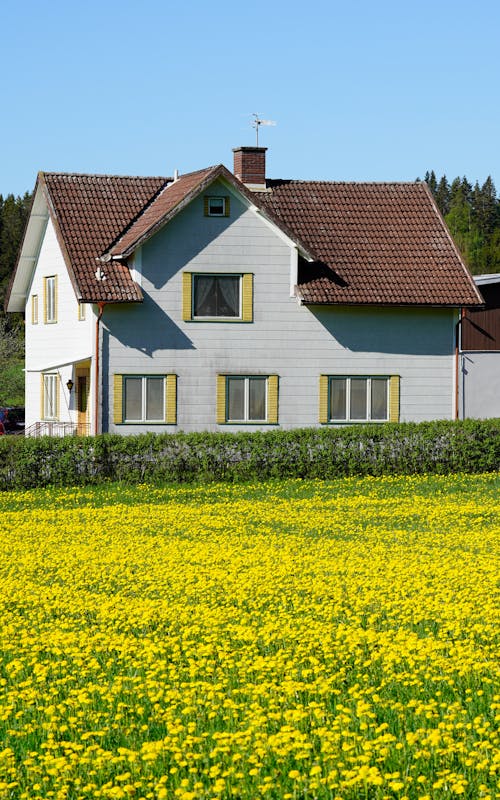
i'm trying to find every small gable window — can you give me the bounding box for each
[32,295,39,325]
[44,276,58,323]
[204,196,230,217]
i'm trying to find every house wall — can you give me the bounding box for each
[459,352,500,419]
[24,218,94,429]
[102,180,457,434]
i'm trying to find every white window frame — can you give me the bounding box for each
[207,196,227,217]
[45,276,57,323]
[32,294,38,325]
[123,376,165,423]
[226,376,268,423]
[43,373,58,420]
[192,274,242,319]
[329,376,389,423]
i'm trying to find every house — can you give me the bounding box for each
[6,146,482,436]
[459,273,500,418]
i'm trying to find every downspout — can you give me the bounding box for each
[455,309,464,420]
[94,302,107,435]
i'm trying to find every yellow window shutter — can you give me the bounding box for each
[40,374,44,420]
[224,196,230,217]
[43,280,47,323]
[113,375,123,424]
[165,374,177,425]
[241,273,253,322]
[389,375,400,422]
[216,375,226,424]
[182,273,192,321]
[319,375,329,424]
[204,196,209,216]
[56,374,60,419]
[267,375,279,424]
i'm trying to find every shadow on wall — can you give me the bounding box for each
[311,306,454,356]
[144,192,246,291]
[103,297,195,357]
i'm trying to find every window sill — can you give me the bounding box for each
[188,318,250,323]
[323,419,390,425]
[118,422,176,425]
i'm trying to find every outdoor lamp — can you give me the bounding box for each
[66,379,74,393]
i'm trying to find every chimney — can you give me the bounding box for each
[233,146,267,190]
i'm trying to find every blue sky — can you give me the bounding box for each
[1,0,499,196]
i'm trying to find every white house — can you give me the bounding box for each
[6,147,482,435]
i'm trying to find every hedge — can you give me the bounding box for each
[1,419,500,490]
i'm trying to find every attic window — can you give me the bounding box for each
[205,196,230,217]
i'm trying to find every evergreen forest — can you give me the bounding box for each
[1,173,500,406]
[0,191,32,406]
[422,172,500,275]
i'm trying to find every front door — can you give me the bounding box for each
[76,368,90,435]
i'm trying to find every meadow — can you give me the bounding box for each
[0,473,499,800]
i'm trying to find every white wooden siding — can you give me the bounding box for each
[24,218,94,428]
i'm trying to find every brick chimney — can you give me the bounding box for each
[233,146,267,190]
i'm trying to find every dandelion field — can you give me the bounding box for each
[0,474,499,800]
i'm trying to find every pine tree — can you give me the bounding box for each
[435,175,450,216]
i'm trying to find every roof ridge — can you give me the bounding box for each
[266,178,424,186]
[170,165,219,180]
[42,171,170,181]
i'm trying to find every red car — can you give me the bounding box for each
[0,422,5,435]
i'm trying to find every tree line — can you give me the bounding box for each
[0,191,32,406]
[422,171,500,275]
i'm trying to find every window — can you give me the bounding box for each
[42,373,59,419]
[319,375,399,423]
[194,275,240,318]
[32,295,38,324]
[78,303,86,321]
[204,196,230,217]
[44,276,57,323]
[113,375,177,425]
[217,375,279,424]
[183,273,253,322]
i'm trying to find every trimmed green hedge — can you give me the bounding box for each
[1,419,500,490]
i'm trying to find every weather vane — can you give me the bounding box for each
[251,113,276,146]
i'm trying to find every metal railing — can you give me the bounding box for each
[22,421,91,438]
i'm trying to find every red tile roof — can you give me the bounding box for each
[110,167,220,257]
[42,172,168,302]
[27,168,481,307]
[258,180,482,306]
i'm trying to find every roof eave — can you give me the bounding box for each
[5,178,47,312]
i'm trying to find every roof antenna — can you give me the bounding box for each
[251,113,276,146]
